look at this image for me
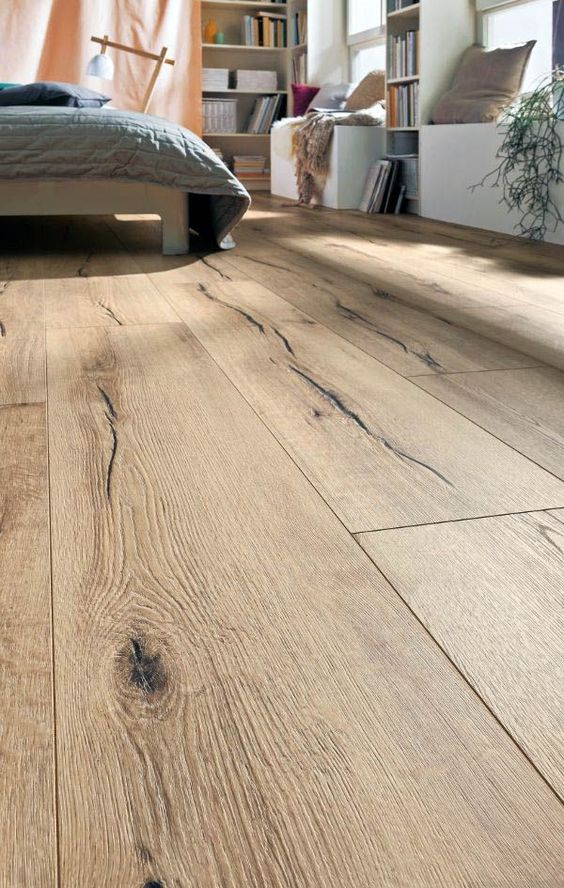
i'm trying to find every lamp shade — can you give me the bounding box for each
[86,53,114,79]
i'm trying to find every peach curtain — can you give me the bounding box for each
[1,0,202,133]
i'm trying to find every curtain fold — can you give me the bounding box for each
[1,0,202,133]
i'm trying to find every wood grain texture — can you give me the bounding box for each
[260,198,564,310]
[357,508,564,799]
[0,279,45,339]
[262,277,535,377]
[436,302,564,372]
[46,322,564,887]
[0,332,45,404]
[43,227,178,329]
[163,278,564,531]
[0,404,56,886]
[415,366,564,479]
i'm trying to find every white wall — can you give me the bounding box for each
[308,0,348,85]
[420,123,564,245]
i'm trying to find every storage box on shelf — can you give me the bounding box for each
[201,0,308,191]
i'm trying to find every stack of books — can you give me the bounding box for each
[359,160,405,214]
[291,10,307,45]
[387,81,419,127]
[242,11,287,47]
[292,50,307,83]
[235,69,278,91]
[387,154,419,198]
[233,155,270,183]
[388,30,419,78]
[246,94,284,132]
[203,68,230,91]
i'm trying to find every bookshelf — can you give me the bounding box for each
[201,0,309,191]
[385,0,475,214]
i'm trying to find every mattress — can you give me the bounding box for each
[0,105,250,247]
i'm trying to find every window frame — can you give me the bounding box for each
[347,0,386,81]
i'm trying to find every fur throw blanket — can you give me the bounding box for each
[291,111,383,205]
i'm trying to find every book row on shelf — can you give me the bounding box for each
[203,68,279,92]
[291,10,307,46]
[203,95,284,134]
[360,156,419,215]
[247,94,284,132]
[388,30,419,79]
[243,12,286,48]
[388,80,419,128]
[233,155,270,182]
[208,149,270,182]
[292,50,307,83]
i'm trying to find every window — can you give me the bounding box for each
[347,0,386,82]
[480,0,564,92]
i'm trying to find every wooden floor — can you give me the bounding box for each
[2,197,564,887]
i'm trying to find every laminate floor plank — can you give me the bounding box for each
[438,302,564,371]
[0,279,45,339]
[254,193,564,283]
[265,277,536,377]
[46,321,564,887]
[415,366,564,479]
[0,331,45,404]
[0,404,56,886]
[357,508,564,798]
[42,220,179,329]
[161,279,564,531]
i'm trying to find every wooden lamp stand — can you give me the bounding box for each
[89,35,176,112]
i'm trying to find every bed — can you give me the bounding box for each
[0,106,250,253]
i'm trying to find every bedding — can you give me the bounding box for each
[0,81,110,107]
[0,106,250,247]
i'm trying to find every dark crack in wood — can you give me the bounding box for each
[238,253,289,272]
[289,364,453,486]
[0,321,5,338]
[129,638,166,694]
[336,300,445,372]
[97,385,117,419]
[537,523,564,554]
[196,254,232,280]
[97,302,123,325]
[272,327,295,356]
[414,351,444,371]
[196,284,265,334]
[143,881,164,888]
[289,365,372,435]
[97,386,118,498]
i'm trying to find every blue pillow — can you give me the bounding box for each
[0,81,110,108]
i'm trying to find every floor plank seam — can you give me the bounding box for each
[409,375,564,486]
[122,298,564,802]
[201,252,564,489]
[352,505,564,534]
[44,307,62,888]
[355,536,564,809]
[406,364,542,379]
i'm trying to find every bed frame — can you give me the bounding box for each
[0,180,190,254]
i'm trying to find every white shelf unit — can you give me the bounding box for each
[201,0,309,191]
[385,0,475,215]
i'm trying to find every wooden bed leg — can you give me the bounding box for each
[161,193,189,255]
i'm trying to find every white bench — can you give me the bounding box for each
[271,123,387,210]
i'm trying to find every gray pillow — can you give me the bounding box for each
[431,42,536,124]
[0,81,110,108]
[308,83,353,112]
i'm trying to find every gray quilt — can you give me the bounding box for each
[0,106,251,247]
